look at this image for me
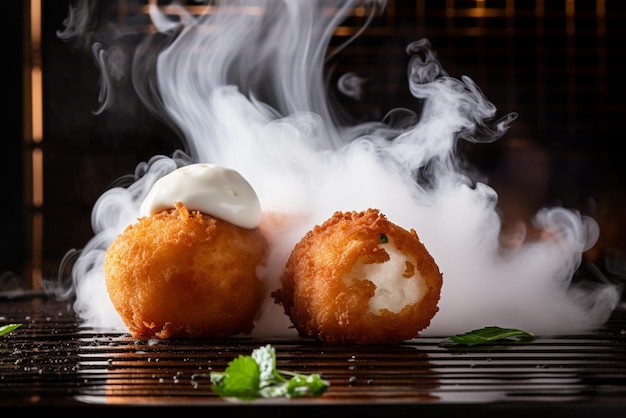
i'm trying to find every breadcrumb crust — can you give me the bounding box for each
[104,202,268,339]
[273,209,443,344]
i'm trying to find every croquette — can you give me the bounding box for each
[273,209,443,344]
[104,202,268,339]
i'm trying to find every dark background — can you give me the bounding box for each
[3,0,626,291]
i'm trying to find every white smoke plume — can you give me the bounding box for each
[55,0,621,337]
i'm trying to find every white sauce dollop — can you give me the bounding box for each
[139,163,262,229]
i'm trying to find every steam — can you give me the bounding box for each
[56,0,621,337]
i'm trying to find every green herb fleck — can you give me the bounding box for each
[210,344,329,401]
[0,324,22,336]
[439,326,535,347]
[379,233,388,244]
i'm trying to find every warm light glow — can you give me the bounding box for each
[445,0,455,19]
[30,0,42,142]
[447,0,512,18]
[535,0,544,18]
[334,26,354,36]
[566,0,575,18]
[505,0,514,18]
[566,0,575,35]
[30,0,40,41]
[596,0,606,36]
[354,6,366,17]
[31,68,43,143]
[30,0,43,290]
[597,0,605,18]
[141,2,262,16]
[473,0,486,18]
[32,148,43,207]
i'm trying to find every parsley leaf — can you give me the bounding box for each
[210,344,329,401]
[211,355,261,400]
[439,326,535,347]
[0,324,21,336]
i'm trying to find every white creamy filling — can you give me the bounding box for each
[343,244,423,314]
[139,163,262,229]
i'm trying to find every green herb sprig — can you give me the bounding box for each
[439,326,535,347]
[0,324,21,336]
[210,344,329,401]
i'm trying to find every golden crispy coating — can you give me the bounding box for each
[273,209,443,344]
[104,202,268,339]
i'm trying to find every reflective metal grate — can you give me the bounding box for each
[1,296,625,414]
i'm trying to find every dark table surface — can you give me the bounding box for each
[1,294,625,416]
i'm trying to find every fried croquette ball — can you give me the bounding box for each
[104,202,268,339]
[273,209,443,344]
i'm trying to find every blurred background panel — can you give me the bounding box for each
[3,0,625,291]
